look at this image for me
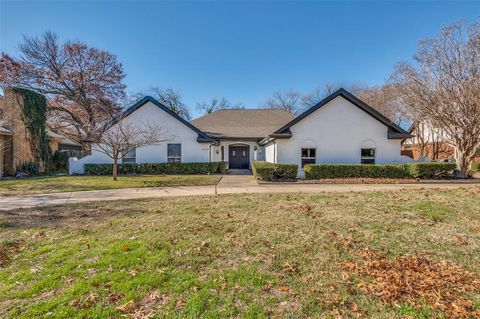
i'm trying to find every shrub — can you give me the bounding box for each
[304,162,457,180]
[84,162,227,176]
[472,162,480,172]
[407,162,456,179]
[251,161,298,181]
[48,151,69,173]
[15,161,40,177]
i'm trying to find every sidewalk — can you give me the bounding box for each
[0,175,477,210]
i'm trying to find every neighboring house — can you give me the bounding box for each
[0,89,81,176]
[402,121,479,164]
[69,88,413,176]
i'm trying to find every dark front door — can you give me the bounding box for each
[229,145,250,169]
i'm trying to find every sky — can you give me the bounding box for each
[1,0,479,118]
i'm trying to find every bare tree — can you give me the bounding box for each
[94,120,169,181]
[391,20,480,177]
[0,31,126,143]
[126,87,190,119]
[301,83,368,110]
[196,97,243,114]
[264,89,301,113]
[355,84,406,125]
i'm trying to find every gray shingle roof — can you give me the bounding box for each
[190,109,295,139]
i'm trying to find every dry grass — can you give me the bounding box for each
[0,187,479,318]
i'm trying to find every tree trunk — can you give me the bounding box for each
[113,158,118,181]
[454,148,471,178]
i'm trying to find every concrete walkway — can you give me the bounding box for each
[0,175,478,211]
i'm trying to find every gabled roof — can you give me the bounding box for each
[190,109,295,140]
[273,88,412,139]
[118,96,214,142]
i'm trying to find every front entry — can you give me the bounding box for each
[229,145,250,169]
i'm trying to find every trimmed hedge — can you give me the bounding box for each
[304,162,457,179]
[472,162,480,172]
[84,162,227,176]
[251,161,298,181]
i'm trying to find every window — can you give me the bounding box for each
[123,148,136,164]
[221,146,225,161]
[361,148,375,164]
[301,148,316,167]
[167,144,181,163]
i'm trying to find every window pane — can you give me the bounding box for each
[361,148,375,157]
[301,148,308,157]
[310,148,316,157]
[168,144,181,157]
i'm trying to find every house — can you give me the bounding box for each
[402,121,479,164]
[69,88,413,176]
[0,89,81,177]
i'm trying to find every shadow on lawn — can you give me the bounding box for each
[0,203,137,229]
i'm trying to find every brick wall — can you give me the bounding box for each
[1,89,37,175]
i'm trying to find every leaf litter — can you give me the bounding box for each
[342,248,480,318]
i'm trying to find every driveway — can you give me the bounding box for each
[0,174,478,210]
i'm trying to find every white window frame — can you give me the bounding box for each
[167,143,181,163]
[361,148,376,164]
[123,148,136,164]
[301,148,316,168]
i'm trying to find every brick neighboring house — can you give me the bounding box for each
[402,121,479,165]
[0,89,81,177]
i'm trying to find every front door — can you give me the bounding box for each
[229,145,250,169]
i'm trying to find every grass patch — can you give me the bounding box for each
[0,188,479,318]
[0,175,222,195]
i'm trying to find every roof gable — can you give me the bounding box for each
[118,96,213,142]
[273,88,412,139]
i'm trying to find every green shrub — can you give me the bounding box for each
[472,162,480,172]
[251,161,298,181]
[48,151,69,173]
[304,162,457,180]
[15,161,40,177]
[406,162,456,179]
[84,162,227,176]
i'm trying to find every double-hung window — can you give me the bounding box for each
[301,148,316,168]
[361,148,375,164]
[167,144,181,163]
[123,148,136,164]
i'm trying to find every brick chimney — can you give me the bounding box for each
[0,88,37,175]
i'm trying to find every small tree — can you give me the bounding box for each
[94,120,169,180]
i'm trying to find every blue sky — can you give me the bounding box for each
[1,1,479,117]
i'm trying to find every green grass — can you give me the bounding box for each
[0,175,222,195]
[0,188,479,318]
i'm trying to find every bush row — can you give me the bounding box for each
[84,162,227,175]
[304,162,457,179]
[251,161,298,181]
[472,162,480,172]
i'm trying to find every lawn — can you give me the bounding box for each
[0,188,479,318]
[0,175,222,195]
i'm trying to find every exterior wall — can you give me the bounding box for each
[69,101,210,174]
[1,89,36,175]
[264,142,276,163]
[209,140,264,168]
[271,96,407,175]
